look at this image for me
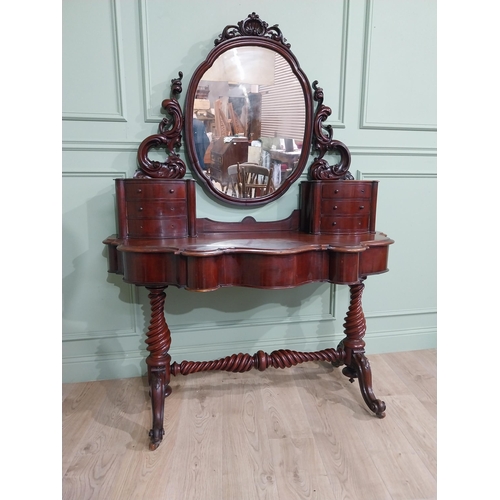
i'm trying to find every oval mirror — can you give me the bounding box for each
[184,15,313,205]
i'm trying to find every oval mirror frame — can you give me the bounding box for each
[184,13,314,206]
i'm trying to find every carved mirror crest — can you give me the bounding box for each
[135,13,352,205]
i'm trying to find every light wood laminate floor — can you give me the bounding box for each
[62,349,437,500]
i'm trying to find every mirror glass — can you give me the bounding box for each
[189,46,307,202]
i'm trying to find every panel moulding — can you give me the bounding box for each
[139,0,160,123]
[62,170,128,179]
[62,170,139,341]
[167,311,336,334]
[320,0,350,128]
[139,0,350,126]
[167,283,337,333]
[357,170,437,181]
[62,0,127,123]
[363,326,436,344]
[350,146,437,157]
[167,332,346,360]
[62,328,139,343]
[359,0,437,131]
[356,168,436,319]
[365,307,437,319]
[62,141,141,152]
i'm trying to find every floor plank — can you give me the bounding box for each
[62,349,437,500]
[269,437,335,500]
[221,371,280,500]
[296,362,394,500]
[383,351,437,418]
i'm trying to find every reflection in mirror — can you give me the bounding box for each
[192,46,306,199]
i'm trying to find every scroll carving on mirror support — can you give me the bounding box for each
[135,72,186,179]
[310,80,353,180]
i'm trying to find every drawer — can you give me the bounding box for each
[126,200,187,219]
[321,199,370,216]
[124,181,186,200]
[320,215,370,233]
[321,182,372,199]
[127,217,188,238]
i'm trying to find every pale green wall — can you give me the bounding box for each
[62,0,437,383]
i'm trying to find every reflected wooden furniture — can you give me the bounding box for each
[240,163,273,198]
[270,149,300,183]
[269,149,301,169]
[226,164,243,197]
[247,92,262,142]
[209,137,248,190]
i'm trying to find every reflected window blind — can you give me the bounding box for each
[260,54,306,142]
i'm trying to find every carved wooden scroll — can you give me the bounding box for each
[310,80,353,180]
[214,12,290,48]
[135,72,187,179]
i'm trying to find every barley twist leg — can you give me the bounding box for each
[338,279,386,418]
[145,286,172,450]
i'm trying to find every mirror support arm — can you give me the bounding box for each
[135,72,186,179]
[310,80,353,180]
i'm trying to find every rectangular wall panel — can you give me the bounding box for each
[360,172,437,314]
[62,0,126,121]
[361,0,437,129]
[62,172,136,339]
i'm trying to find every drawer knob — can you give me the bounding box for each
[138,207,143,211]
[137,188,142,193]
[334,189,339,194]
[333,205,338,210]
[361,189,365,193]
[169,189,174,194]
[359,205,365,209]
[332,222,337,226]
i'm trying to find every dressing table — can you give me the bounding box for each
[103,13,394,451]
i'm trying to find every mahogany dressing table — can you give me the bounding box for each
[103,14,394,451]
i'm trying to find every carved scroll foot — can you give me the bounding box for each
[145,287,172,450]
[147,366,168,450]
[348,352,386,418]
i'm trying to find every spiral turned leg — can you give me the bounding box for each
[145,287,172,450]
[339,279,386,418]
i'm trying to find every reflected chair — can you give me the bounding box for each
[239,163,274,198]
[226,163,244,198]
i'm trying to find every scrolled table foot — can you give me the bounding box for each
[148,430,164,451]
[350,351,386,418]
[147,365,169,450]
[145,287,172,451]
